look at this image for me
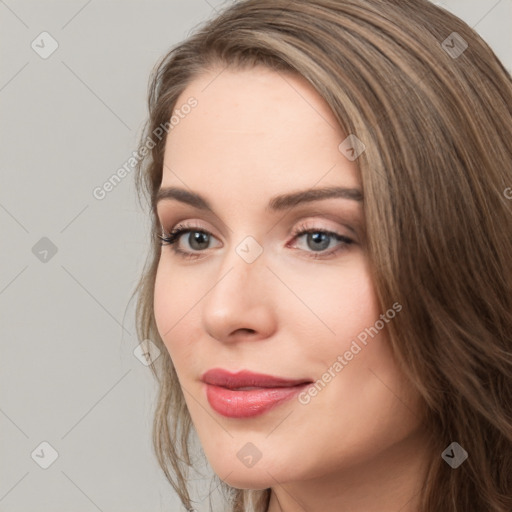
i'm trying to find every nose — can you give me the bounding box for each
[201,242,277,344]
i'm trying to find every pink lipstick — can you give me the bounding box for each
[202,368,312,418]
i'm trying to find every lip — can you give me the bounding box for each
[202,369,312,418]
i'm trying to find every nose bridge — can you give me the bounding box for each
[209,234,267,306]
[201,234,275,340]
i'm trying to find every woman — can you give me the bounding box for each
[132,0,512,510]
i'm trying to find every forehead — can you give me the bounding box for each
[161,66,360,197]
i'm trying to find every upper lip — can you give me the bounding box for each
[201,369,312,389]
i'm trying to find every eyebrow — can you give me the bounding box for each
[155,185,363,212]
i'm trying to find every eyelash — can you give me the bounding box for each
[157,221,354,261]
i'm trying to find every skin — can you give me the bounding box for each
[153,65,430,512]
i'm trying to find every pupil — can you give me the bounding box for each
[309,232,329,251]
[190,231,209,250]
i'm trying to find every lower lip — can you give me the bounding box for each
[204,383,310,418]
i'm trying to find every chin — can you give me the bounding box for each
[219,471,273,491]
[204,453,277,489]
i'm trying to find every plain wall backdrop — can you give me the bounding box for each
[0,1,510,511]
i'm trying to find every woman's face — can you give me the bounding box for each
[153,66,426,494]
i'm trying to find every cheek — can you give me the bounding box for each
[153,260,172,341]
[299,260,404,416]
[153,259,192,355]
[337,267,379,323]
[304,259,381,344]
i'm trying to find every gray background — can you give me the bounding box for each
[0,1,510,511]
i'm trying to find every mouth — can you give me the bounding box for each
[201,369,313,418]
[201,368,312,389]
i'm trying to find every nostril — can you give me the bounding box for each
[237,328,256,335]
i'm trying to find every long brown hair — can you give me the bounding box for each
[132,1,512,510]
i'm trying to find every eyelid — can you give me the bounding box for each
[159,217,357,261]
[157,203,362,233]
[290,218,354,238]
[157,207,230,238]
[160,218,354,242]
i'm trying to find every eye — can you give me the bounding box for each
[157,222,218,260]
[288,222,354,259]
[157,221,355,261]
